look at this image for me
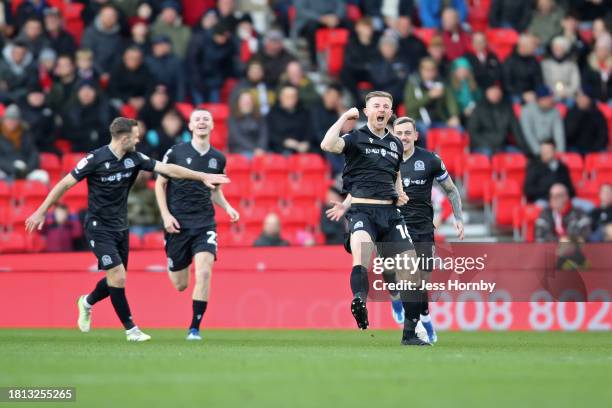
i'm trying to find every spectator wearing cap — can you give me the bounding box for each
[108,46,155,112]
[293,0,346,67]
[502,34,543,104]
[340,17,379,107]
[279,61,320,110]
[145,35,185,102]
[252,29,296,87]
[468,82,523,157]
[582,33,612,103]
[565,86,609,155]
[188,23,236,103]
[393,16,427,71]
[527,0,565,49]
[542,36,580,103]
[426,34,450,80]
[0,41,38,104]
[42,7,76,56]
[368,33,410,105]
[81,5,124,75]
[47,54,77,113]
[449,57,481,124]
[0,104,43,181]
[15,16,50,59]
[418,0,467,29]
[440,7,470,61]
[60,80,115,152]
[17,84,55,153]
[520,85,565,156]
[488,0,533,32]
[150,1,191,59]
[464,31,503,90]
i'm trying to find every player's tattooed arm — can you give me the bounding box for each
[320,107,359,153]
[153,162,229,189]
[326,194,352,222]
[212,185,240,222]
[25,174,78,232]
[438,176,465,240]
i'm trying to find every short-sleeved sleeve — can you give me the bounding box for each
[219,154,227,174]
[432,154,449,182]
[341,130,358,155]
[136,151,157,172]
[162,148,175,164]
[70,153,96,181]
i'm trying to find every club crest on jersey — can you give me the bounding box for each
[390,142,397,152]
[354,221,364,230]
[104,162,110,169]
[186,157,192,165]
[208,158,218,169]
[124,158,135,169]
[415,160,425,171]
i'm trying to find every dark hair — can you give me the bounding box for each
[109,117,137,139]
[326,82,343,94]
[365,90,393,105]
[394,116,416,129]
[541,139,556,147]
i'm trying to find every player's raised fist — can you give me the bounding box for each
[343,107,359,120]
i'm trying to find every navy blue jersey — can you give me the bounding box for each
[341,125,403,200]
[399,146,449,233]
[162,142,226,229]
[71,145,157,231]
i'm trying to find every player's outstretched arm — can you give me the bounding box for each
[212,185,240,222]
[25,174,78,232]
[154,162,230,189]
[320,107,359,153]
[438,176,464,240]
[154,175,181,233]
[326,194,352,222]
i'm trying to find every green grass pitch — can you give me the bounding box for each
[1,329,611,407]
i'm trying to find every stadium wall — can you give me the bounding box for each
[0,247,609,331]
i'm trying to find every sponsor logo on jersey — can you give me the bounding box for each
[390,142,397,152]
[415,160,425,171]
[100,171,133,182]
[354,221,364,230]
[381,149,386,157]
[369,138,374,144]
[403,177,411,187]
[104,162,110,169]
[101,255,112,266]
[186,157,192,165]
[365,148,399,159]
[75,157,89,172]
[124,158,135,169]
[209,158,218,169]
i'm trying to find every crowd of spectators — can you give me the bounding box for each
[1,0,612,247]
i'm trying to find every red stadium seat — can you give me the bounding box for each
[585,152,612,184]
[225,153,252,191]
[316,28,350,76]
[576,179,601,205]
[0,180,10,208]
[220,78,238,104]
[468,8,489,32]
[62,182,88,212]
[278,203,321,228]
[287,182,326,207]
[287,153,329,185]
[39,153,61,184]
[413,28,437,46]
[129,233,143,250]
[6,204,37,231]
[396,104,406,117]
[346,4,362,22]
[239,204,268,227]
[251,179,285,208]
[10,180,48,207]
[463,154,492,201]
[596,102,612,147]
[143,231,165,250]
[512,204,542,242]
[485,179,523,226]
[175,102,194,120]
[219,224,257,247]
[252,154,289,184]
[492,152,527,187]
[557,152,584,186]
[0,231,28,254]
[485,28,519,61]
[427,128,468,175]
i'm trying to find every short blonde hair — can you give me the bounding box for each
[365,90,393,105]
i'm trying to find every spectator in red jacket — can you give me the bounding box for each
[441,7,470,61]
[43,204,83,252]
